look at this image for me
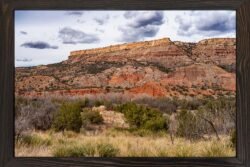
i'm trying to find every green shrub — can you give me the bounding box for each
[97,143,119,157]
[53,144,95,157]
[81,109,103,126]
[143,117,167,131]
[52,102,82,132]
[115,102,168,132]
[18,134,52,147]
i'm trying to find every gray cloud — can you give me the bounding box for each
[94,15,110,25]
[66,11,84,17]
[123,11,138,19]
[119,11,165,42]
[175,11,235,36]
[16,58,32,62]
[118,26,159,42]
[128,12,164,28]
[21,41,58,49]
[20,31,27,35]
[58,27,99,44]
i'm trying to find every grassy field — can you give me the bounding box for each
[15,96,236,157]
[15,130,235,157]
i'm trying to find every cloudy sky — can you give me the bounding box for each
[15,10,235,67]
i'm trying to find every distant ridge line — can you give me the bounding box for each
[69,38,171,57]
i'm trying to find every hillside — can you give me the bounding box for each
[15,37,236,98]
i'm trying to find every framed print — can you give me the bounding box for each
[1,0,250,167]
[14,10,237,158]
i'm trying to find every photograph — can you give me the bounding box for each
[15,10,236,157]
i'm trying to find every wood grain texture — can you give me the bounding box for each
[237,1,250,166]
[0,1,15,167]
[0,0,250,167]
[0,0,5,167]
[4,0,244,9]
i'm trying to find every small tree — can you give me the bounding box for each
[197,97,236,140]
[116,102,168,131]
[52,102,82,132]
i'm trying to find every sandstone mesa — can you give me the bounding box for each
[15,37,236,98]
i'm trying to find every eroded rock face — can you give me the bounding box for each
[67,38,193,69]
[161,63,235,91]
[192,38,236,66]
[15,37,236,98]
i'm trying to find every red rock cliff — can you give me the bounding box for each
[15,37,236,98]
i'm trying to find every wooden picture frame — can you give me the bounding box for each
[0,0,249,166]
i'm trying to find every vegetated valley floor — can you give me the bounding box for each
[15,37,236,157]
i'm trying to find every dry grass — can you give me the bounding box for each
[15,130,235,157]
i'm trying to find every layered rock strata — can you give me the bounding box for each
[15,37,236,98]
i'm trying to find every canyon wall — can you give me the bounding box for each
[15,37,236,98]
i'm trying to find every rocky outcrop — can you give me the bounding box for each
[92,105,129,128]
[69,38,171,57]
[67,38,193,69]
[191,38,236,66]
[15,37,236,98]
[160,63,236,91]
